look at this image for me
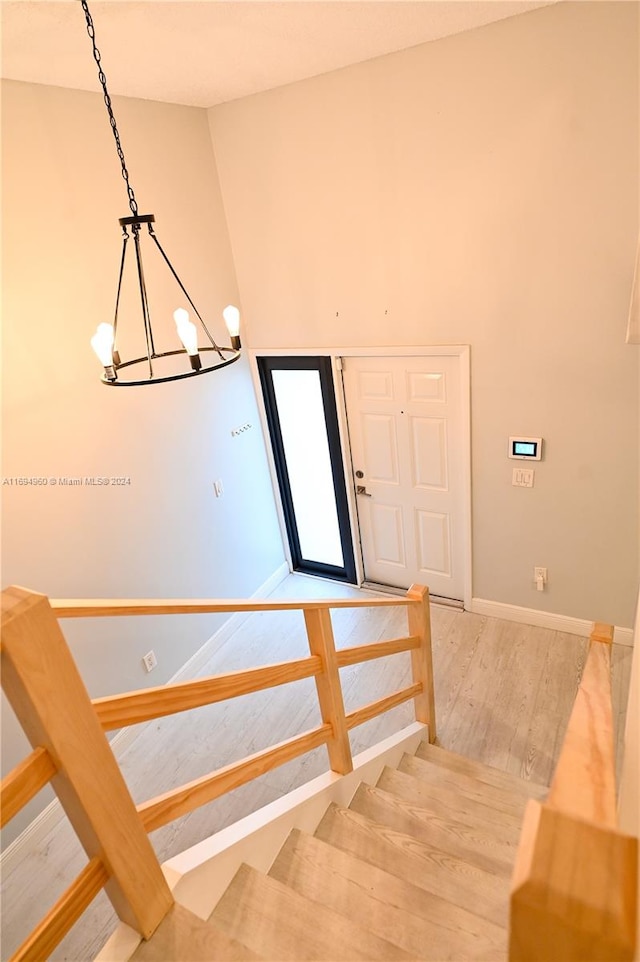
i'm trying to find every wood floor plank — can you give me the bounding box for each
[516,631,587,786]
[414,742,547,800]
[210,863,413,960]
[131,903,260,961]
[431,613,488,735]
[397,754,530,819]
[269,829,508,961]
[315,803,511,928]
[350,782,515,875]
[376,767,524,844]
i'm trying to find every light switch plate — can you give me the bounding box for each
[512,468,534,487]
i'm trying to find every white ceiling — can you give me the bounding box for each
[1,1,556,108]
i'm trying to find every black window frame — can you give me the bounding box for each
[257,355,357,584]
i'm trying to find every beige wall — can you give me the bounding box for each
[1,80,286,842]
[209,1,639,627]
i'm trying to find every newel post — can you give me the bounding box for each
[510,800,637,962]
[1,587,173,938]
[509,622,638,961]
[304,605,353,774]
[407,584,436,743]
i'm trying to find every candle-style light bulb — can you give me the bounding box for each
[223,304,241,351]
[90,323,117,381]
[174,307,201,371]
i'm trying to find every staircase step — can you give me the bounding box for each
[415,742,547,799]
[131,903,260,961]
[210,862,413,960]
[397,754,529,820]
[377,767,524,845]
[350,782,514,876]
[315,803,510,928]
[270,828,507,960]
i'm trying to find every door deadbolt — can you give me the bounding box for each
[355,470,364,479]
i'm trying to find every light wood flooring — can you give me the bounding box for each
[0,575,633,961]
[134,744,549,961]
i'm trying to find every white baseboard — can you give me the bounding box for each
[470,597,634,647]
[0,563,290,879]
[96,722,429,962]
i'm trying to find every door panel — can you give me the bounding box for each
[360,370,394,400]
[410,417,448,490]
[416,509,451,577]
[343,355,465,600]
[362,415,399,483]
[407,370,446,402]
[371,503,406,566]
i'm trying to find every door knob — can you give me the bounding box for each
[356,485,372,497]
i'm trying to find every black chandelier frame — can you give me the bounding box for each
[81,0,241,386]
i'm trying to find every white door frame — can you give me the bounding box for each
[249,346,472,608]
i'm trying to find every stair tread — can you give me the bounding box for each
[351,782,515,875]
[270,828,507,961]
[131,903,260,961]
[210,862,414,960]
[415,742,547,799]
[377,767,524,843]
[315,803,510,928]
[398,754,530,819]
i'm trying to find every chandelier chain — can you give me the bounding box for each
[80,0,138,216]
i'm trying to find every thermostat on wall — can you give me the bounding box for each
[508,437,543,461]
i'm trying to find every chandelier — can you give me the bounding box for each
[82,0,241,386]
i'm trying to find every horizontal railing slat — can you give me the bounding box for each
[1,747,57,828]
[10,857,109,962]
[138,724,332,833]
[93,656,323,731]
[336,635,419,668]
[346,683,423,730]
[51,596,413,618]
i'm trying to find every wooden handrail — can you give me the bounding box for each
[92,636,421,732]
[10,858,109,962]
[51,596,412,618]
[1,586,173,944]
[2,582,435,957]
[93,656,323,731]
[336,634,420,667]
[138,724,332,833]
[346,683,423,730]
[546,623,617,827]
[1,747,57,828]
[509,623,638,962]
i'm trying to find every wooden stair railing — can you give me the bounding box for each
[509,622,638,961]
[0,586,174,962]
[1,582,434,961]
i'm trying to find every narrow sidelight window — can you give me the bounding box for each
[258,356,356,583]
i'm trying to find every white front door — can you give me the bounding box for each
[342,355,466,600]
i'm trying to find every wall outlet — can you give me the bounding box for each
[534,567,547,591]
[142,650,158,673]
